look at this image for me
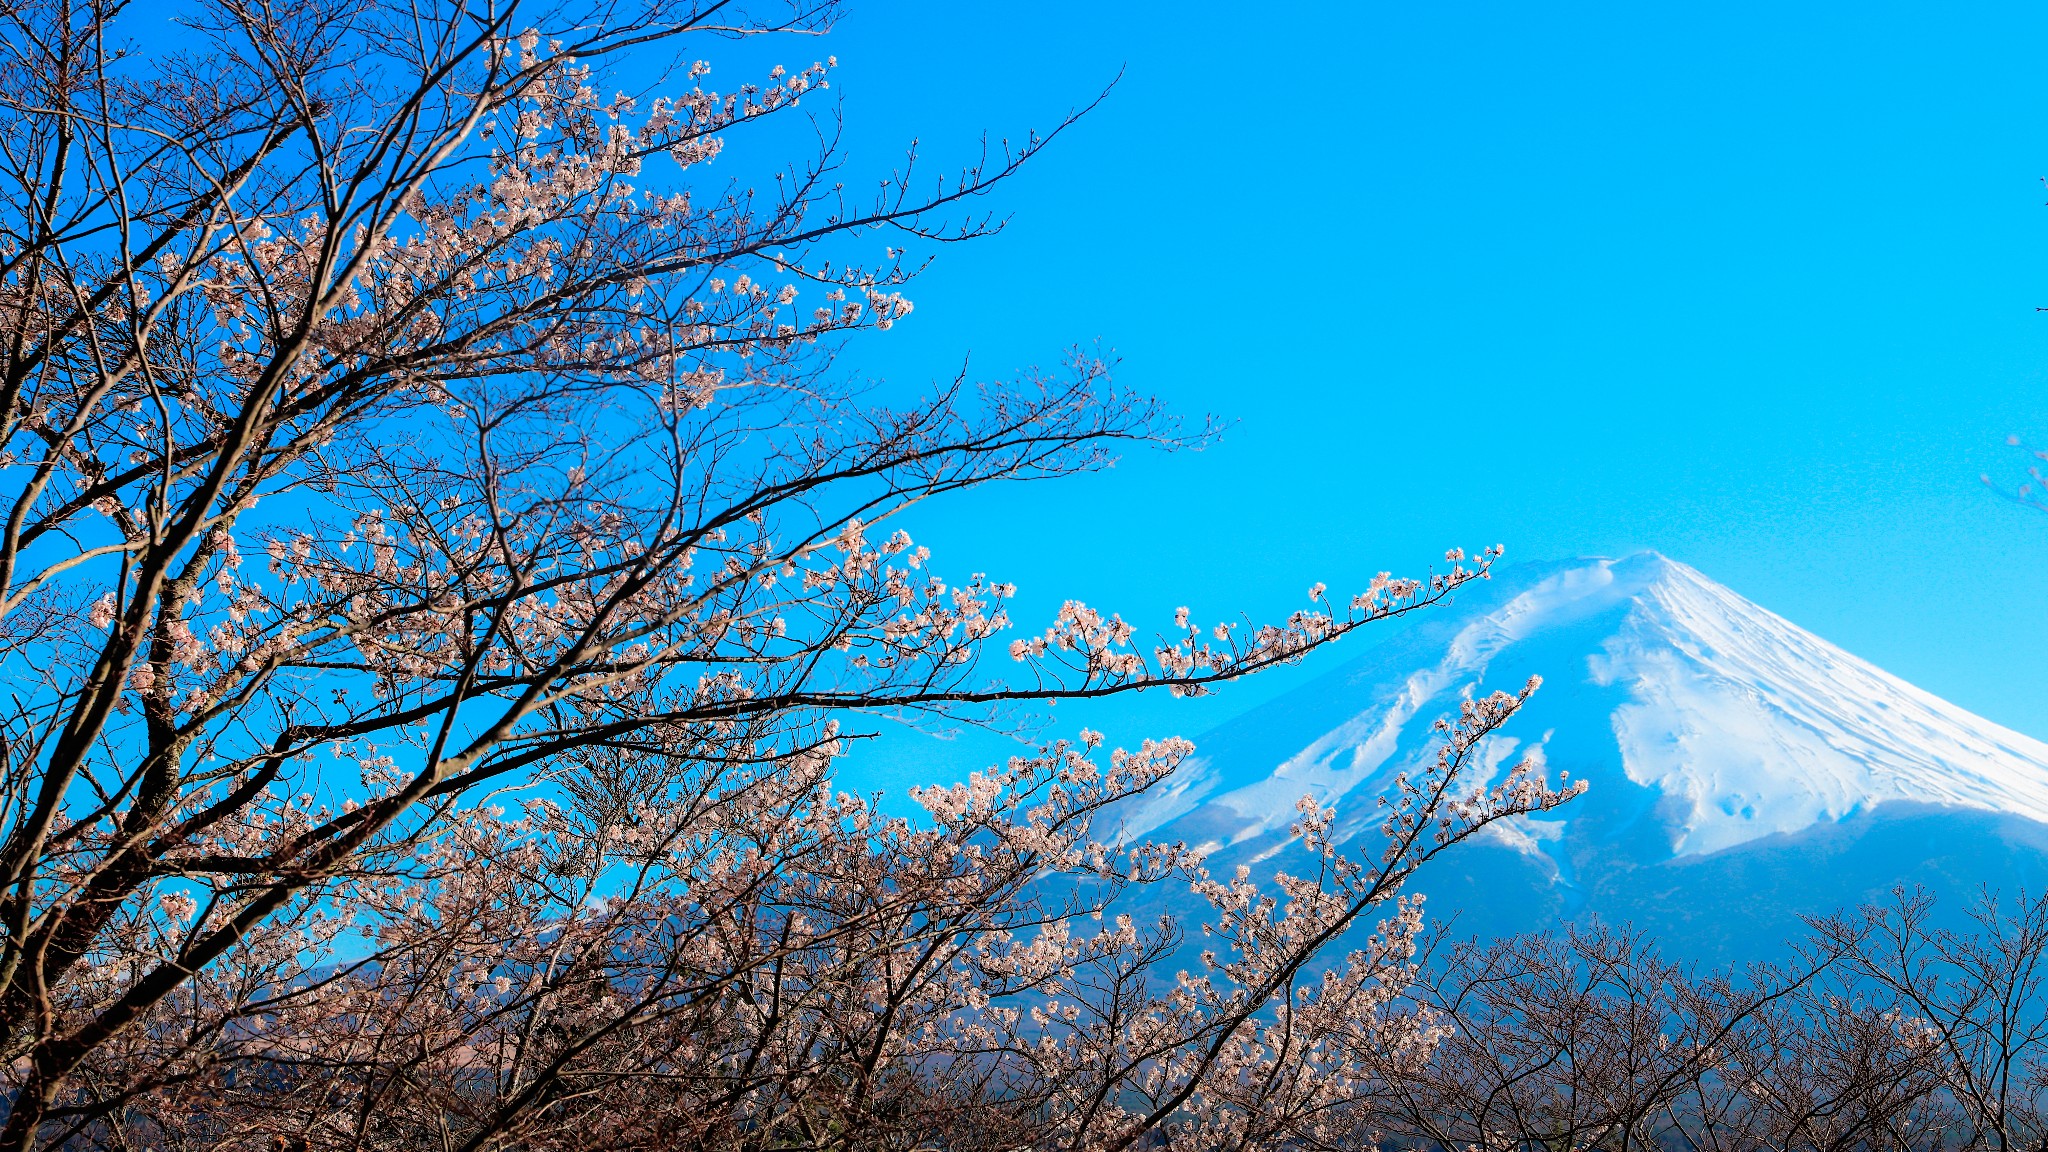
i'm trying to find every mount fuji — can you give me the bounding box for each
[1125,553,2048,963]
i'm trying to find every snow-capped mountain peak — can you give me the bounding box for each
[1124,554,2048,958]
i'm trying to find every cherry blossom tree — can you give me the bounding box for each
[0,0,1581,1147]
[1805,890,2048,1152]
[1359,894,2048,1152]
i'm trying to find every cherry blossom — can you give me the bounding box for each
[0,1,1570,1147]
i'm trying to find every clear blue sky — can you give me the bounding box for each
[763,1,2048,791]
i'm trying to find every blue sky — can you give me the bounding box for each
[757,1,2048,791]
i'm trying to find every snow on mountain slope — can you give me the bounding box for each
[1125,553,2048,959]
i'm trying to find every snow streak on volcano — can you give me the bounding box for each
[1132,553,2048,961]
